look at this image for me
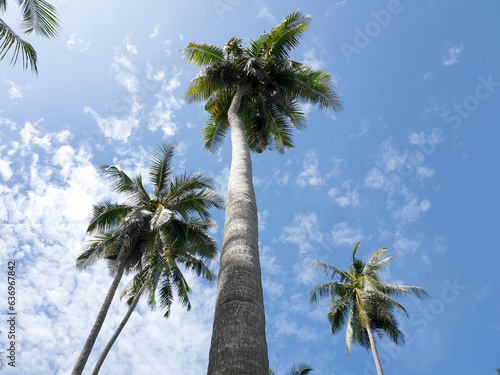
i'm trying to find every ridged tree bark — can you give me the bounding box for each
[207,87,269,374]
[365,319,384,375]
[72,259,127,375]
[91,294,141,375]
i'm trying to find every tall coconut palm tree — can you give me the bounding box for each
[0,0,60,73]
[91,217,218,375]
[72,143,223,375]
[309,242,430,375]
[183,10,342,374]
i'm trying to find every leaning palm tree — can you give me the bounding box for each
[183,10,342,374]
[72,143,223,375]
[91,217,218,375]
[0,0,60,73]
[309,242,429,375]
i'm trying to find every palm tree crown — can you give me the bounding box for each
[0,0,60,73]
[183,9,342,154]
[309,242,430,355]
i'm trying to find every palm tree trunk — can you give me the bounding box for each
[72,260,127,375]
[365,319,384,375]
[207,86,269,375]
[91,293,141,375]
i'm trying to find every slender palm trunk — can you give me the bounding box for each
[91,294,141,375]
[207,86,269,374]
[365,320,384,375]
[72,261,127,375]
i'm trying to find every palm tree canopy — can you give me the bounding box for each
[183,10,342,154]
[76,143,224,310]
[0,0,60,72]
[309,241,429,355]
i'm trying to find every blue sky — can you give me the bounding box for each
[0,0,499,374]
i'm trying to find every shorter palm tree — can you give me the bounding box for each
[0,0,60,72]
[309,242,429,375]
[91,217,218,375]
[72,143,223,375]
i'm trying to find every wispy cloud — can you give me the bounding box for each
[6,81,23,99]
[255,2,276,24]
[124,35,138,55]
[67,34,91,52]
[148,77,183,138]
[297,150,325,188]
[329,180,360,207]
[112,53,139,93]
[149,24,161,39]
[442,44,464,66]
[392,197,431,222]
[330,222,364,248]
[280,212,324,254]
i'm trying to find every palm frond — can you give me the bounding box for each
[310,261,349,281]
[100,165,148,204]
[86,202,132,235]
[149,142,176,198]
[258,10,311,60]
[19,0,60,38]
[182,42,223,67]
[202,119,229,153]
[288,363,314,375]
[291,67,343,111]
[0,18,37,72]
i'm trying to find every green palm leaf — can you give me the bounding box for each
[18,0,60,38]
[0,18,37,71]
[1,0,60,72]
[182,42,223,67]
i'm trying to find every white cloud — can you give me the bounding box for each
[163,39,172,58]
[434,236,447,253]
[364,140,409,196]
[327,157,343,178]
[392,236,420,256]
[330,222,364,248]
[124,35,138,55]
[149,24,161,39]
[258,210,269,231]
[416,166,435,179]
[297,150,324,188]
[408,128,447,149]
[84,100,142,143]
[272,167,290,187]
[329,180,360,207]
[280,212,324,254]
[392,198,431,222]
[146,63,167,82]
[0,157,13,181]
[148,78,183,138]
[7,81,23,99]
[303,48,324,71]
[66,34,91,52]
[442,44,464,66]
[255,3,275,23]
[112,54,139,94]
